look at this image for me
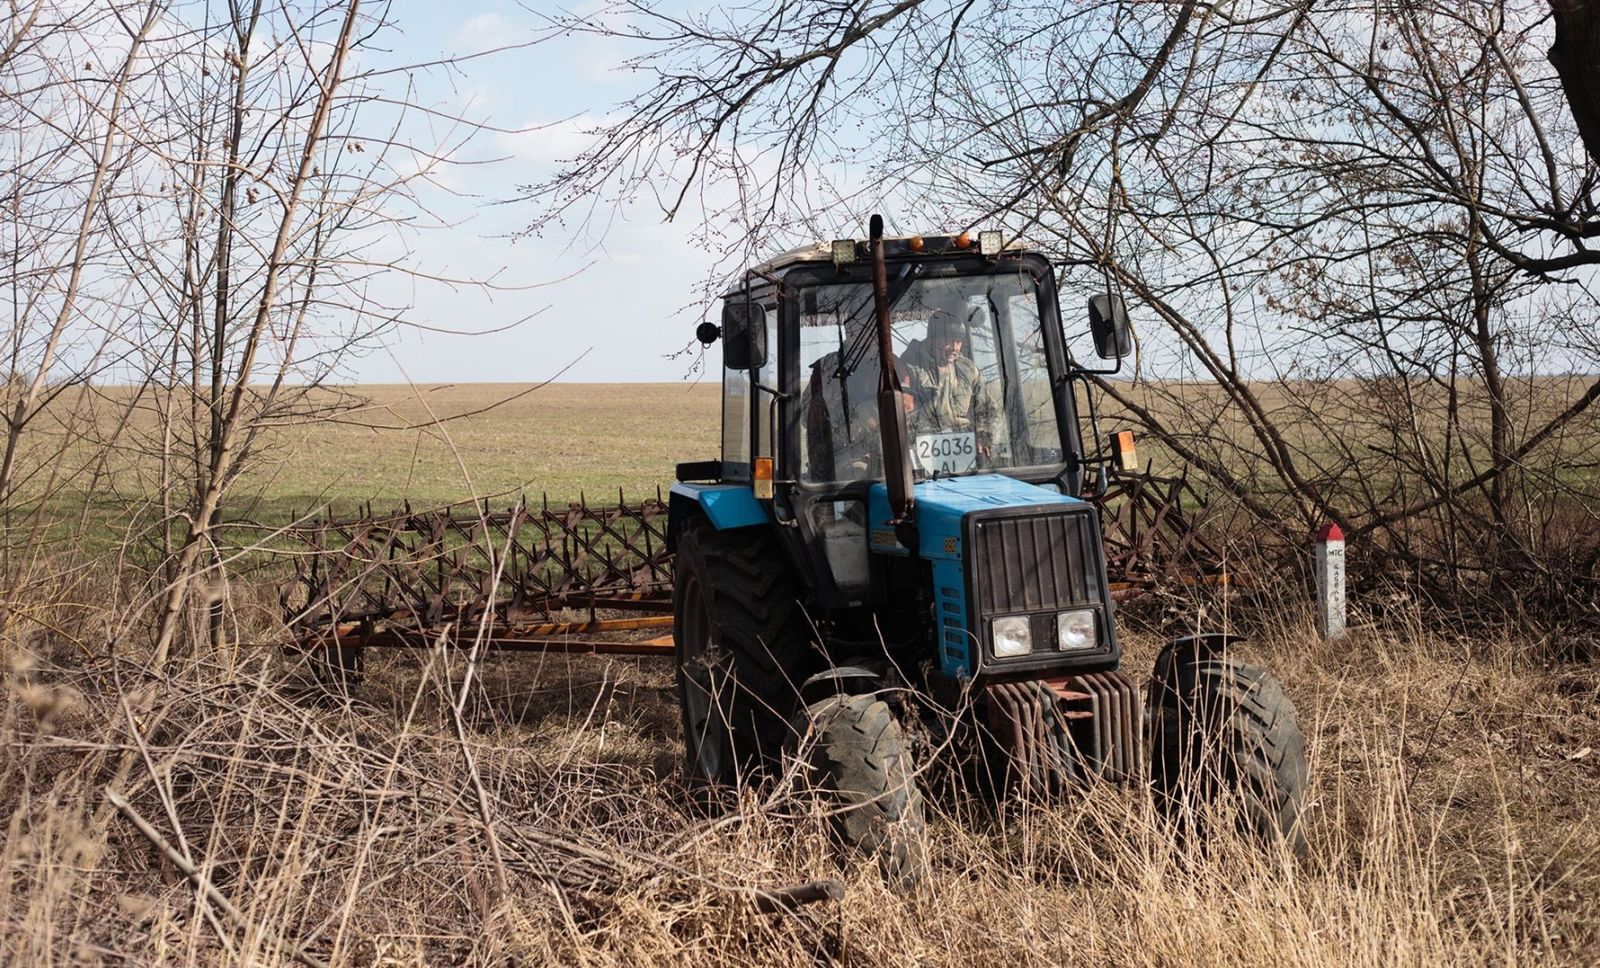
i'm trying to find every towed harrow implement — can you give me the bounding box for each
[281,471,1227,661]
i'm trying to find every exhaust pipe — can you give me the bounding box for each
[869,215,916,545]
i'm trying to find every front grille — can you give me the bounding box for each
[970,508,1100,615]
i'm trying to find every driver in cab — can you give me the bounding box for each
[804,342,917,480]
[902,308,1001,464]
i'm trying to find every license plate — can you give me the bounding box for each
[913,431,977,474]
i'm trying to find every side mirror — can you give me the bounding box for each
[721,299,767,370]
[1088,294,1132,360]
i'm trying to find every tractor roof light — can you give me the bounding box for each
[831,239,858,265]
[978,230,1004,257]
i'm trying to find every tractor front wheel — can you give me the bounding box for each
[1150,652,1308,854]
[794,693,928,892]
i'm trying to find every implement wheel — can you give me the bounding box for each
[673,520,811,786]
[1150,651,1308,853]
[795,694,928,892]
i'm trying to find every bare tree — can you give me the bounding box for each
[0,0,514,658]
[1550,0,1600,168]
[0,2,160,514]
[526,0,1600,617]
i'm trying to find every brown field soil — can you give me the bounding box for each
[4,383,719,547]
[3,379,1599,965]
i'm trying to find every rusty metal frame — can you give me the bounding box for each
[281,492,675,658]
[281,470,1225,656]
[1091,468,1232,599]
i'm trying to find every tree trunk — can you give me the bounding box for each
[1550,0,1600,168]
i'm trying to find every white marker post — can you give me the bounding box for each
[1315,522,1346,640]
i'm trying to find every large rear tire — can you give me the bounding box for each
[1150,655,1308,853]
[673,520,812,786]
[795,693,928,892]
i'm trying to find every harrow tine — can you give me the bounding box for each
[284,469,1227,646]
[280,492,676,647]
[1089,468,1228,597]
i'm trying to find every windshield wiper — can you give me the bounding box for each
[833,262,921,380]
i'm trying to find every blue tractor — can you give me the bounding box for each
[669,217,1306,884]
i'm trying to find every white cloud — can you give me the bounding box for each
[452,12,523,53]
[489,115,599,170]
[572,33,633,85]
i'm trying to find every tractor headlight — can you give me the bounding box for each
[992,616,1033,657]
[1056,609,1097,651]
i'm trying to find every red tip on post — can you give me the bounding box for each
[1317,522,1344,542]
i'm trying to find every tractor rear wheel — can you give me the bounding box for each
[795,693,928,892]
[673,520,811,787]
[1150,655,1308,853]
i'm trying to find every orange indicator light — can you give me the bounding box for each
[1110,431,1138,473]
[753,457,774,499]
[908,236,925,252]
[954,232,972,249]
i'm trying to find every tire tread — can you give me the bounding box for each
[1152,656,1309,852]
[800,694,928,891]
[674,520,813,783]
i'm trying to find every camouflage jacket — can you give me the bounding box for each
[900,341,1001,445]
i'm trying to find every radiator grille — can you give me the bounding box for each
[971,509,1100,615]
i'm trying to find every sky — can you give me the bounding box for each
[348,1,736,385]
[342,2,1599,387]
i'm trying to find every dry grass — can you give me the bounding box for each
[3,602,1597,966]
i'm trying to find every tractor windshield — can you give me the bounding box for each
[798,268,1062,484]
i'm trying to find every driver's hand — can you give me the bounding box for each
[977,441,993,460]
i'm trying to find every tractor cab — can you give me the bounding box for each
[703,230,1111,493]
[788,240,1078,490]
[675,226,1130,682]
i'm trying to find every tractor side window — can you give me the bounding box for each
[1008,291,1061,464]
[722,348,751,480]
[722,374,751,476]
[720,297,775,479]
[755,305,779,459]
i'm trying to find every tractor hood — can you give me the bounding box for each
[866,474,1086,562]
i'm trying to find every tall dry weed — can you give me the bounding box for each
[2,595,1596,966]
